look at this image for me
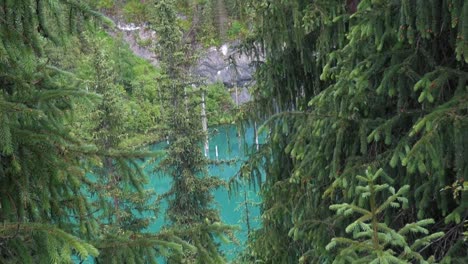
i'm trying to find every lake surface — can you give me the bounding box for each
[80,125,262,262]
[146,125,262,260]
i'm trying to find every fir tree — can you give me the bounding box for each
[82,32,183,264]
[0,1,104,262]
[326,168,444,264]
[235,0,468,262]
[0,1,184,263]
[149,0,233,263]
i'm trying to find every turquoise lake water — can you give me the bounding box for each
[80,125,262,262]
[146,125,262,259]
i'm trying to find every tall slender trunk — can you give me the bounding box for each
[215,0,228,42]
[243,188,251,237]
[201,89,209,157]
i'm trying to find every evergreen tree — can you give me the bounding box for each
[326,168,444,264]
[0,1,104,262]
[0,1,183,263]
[149,0,233,263]
[235,0,468,262]
[82,33,179,264]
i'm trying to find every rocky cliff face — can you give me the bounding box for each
[111,20,257,104]
[114,22,159,66]
[193,43,255,104]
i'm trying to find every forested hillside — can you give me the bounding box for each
[0,0,466,264]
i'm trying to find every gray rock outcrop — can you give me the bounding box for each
[194,44,254,88]
[111,20,258,104]
[114,22,159,66]
[193,43,258,104]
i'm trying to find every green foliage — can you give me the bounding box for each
[197,0,222,47]
[235,0,468,262]
[0,1,183,263]
[0,1,108,262]
[67,28,164,147]
[90,0,114,9]
[326,168,443,264]
[227,20,248,40]
[191,82,236,126]
[1,223,99,263]
[0,1,101,262]
[206,82,236,125]
[150,0,233,263]
[224,0,247,20]
[123,0,152,23]
[172,0,251,47]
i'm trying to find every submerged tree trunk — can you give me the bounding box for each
[201,89,209,157]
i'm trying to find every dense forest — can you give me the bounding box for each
[0,0,467,264]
